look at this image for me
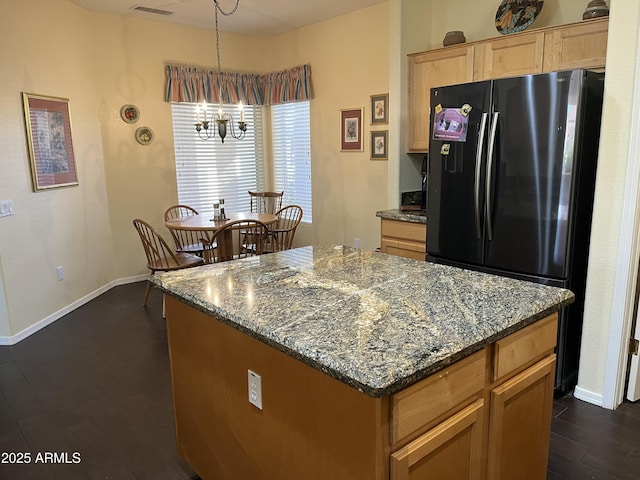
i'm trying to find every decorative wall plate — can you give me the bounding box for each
[135,126,154,145]
[495,0,544,35]
[120,104,140,123]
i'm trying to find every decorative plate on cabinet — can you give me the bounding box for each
[135,126,154,145]
[120,104,140,123]
[495,0,544,35]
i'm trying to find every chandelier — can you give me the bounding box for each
[195,0,247,142]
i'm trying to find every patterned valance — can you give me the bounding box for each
[165,64,312,106]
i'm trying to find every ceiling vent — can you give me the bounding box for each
[132,5,174,16]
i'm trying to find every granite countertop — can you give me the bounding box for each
[151,245,573,398]
[376,208,427,224]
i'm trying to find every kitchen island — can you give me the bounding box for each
[151,245,573,480]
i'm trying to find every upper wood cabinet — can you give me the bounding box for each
[475,32,545,80]
[407,45,474,152]
[543,18,609,72]
[407,18,608,153]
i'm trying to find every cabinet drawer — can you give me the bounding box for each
[381,239,426,261]
[381,219,426,243]
[492,314,557,383]
[391,349,486,445]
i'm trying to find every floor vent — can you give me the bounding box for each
[132,5,174,16]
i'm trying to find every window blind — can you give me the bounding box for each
[271,101,312,222]
[171,103,265,216]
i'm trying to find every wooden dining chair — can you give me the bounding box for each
[242,191,283,248]
[264,205,303,253]
[248,191,284,214]
[133,219,204,310]
[164,205,208,255]
[201,220,269,264]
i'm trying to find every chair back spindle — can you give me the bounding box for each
[133,218,204,307]
[249,191,284,215]
[202,220,270,263]
[264,205,303,253]
[164,205,207,254]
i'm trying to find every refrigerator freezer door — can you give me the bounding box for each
[484,71,584,279]
[427,81,491,266]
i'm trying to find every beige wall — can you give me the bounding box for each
[266,3,390,249]
[95,19,267,279]
[0,0,389,340]
[579,0,639,397]
[0,0,115,337]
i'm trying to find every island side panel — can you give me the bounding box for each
[165,296,390,480]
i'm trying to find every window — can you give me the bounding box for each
[171,103,265,215]
[271,101,312,222]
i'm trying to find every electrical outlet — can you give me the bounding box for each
[248,369,262,410]
[354,238,361,249]
[56,266,64,281]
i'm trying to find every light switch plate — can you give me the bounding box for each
[0,200,13,217]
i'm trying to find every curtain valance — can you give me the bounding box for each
[165,64,312,106]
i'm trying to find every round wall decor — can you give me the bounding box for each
[120,104,140,123]
[495,0,544,35]
[135,126,154,145]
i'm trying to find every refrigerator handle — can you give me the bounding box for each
[474,113,489,239]
[486,112,500,241]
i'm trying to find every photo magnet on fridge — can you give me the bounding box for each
[433,107,469,142]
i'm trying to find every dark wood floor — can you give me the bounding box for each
[549,392,640,479]
[0,282,196,480]
[0,282,639,479]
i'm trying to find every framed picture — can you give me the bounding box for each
[340,108,363,151]
[370,130,388,161]
[22,93,78,191]
[370,94,388,125]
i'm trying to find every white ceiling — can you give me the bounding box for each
[69,0,386,38]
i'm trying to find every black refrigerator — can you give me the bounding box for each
[426,69,604,393]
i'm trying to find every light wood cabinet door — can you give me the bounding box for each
[475,32,544,80]
[487,355,556,480]
[407,46,474,152]
[380,219,426,261]
[543,18,608,72]
[391,399,485,480]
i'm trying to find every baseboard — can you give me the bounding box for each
[573,385,605,408]
[0,274,149,346]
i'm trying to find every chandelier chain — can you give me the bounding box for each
[194,0,246,142]
[213,0,240,75]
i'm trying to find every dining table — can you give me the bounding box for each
[165,212,278,262]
